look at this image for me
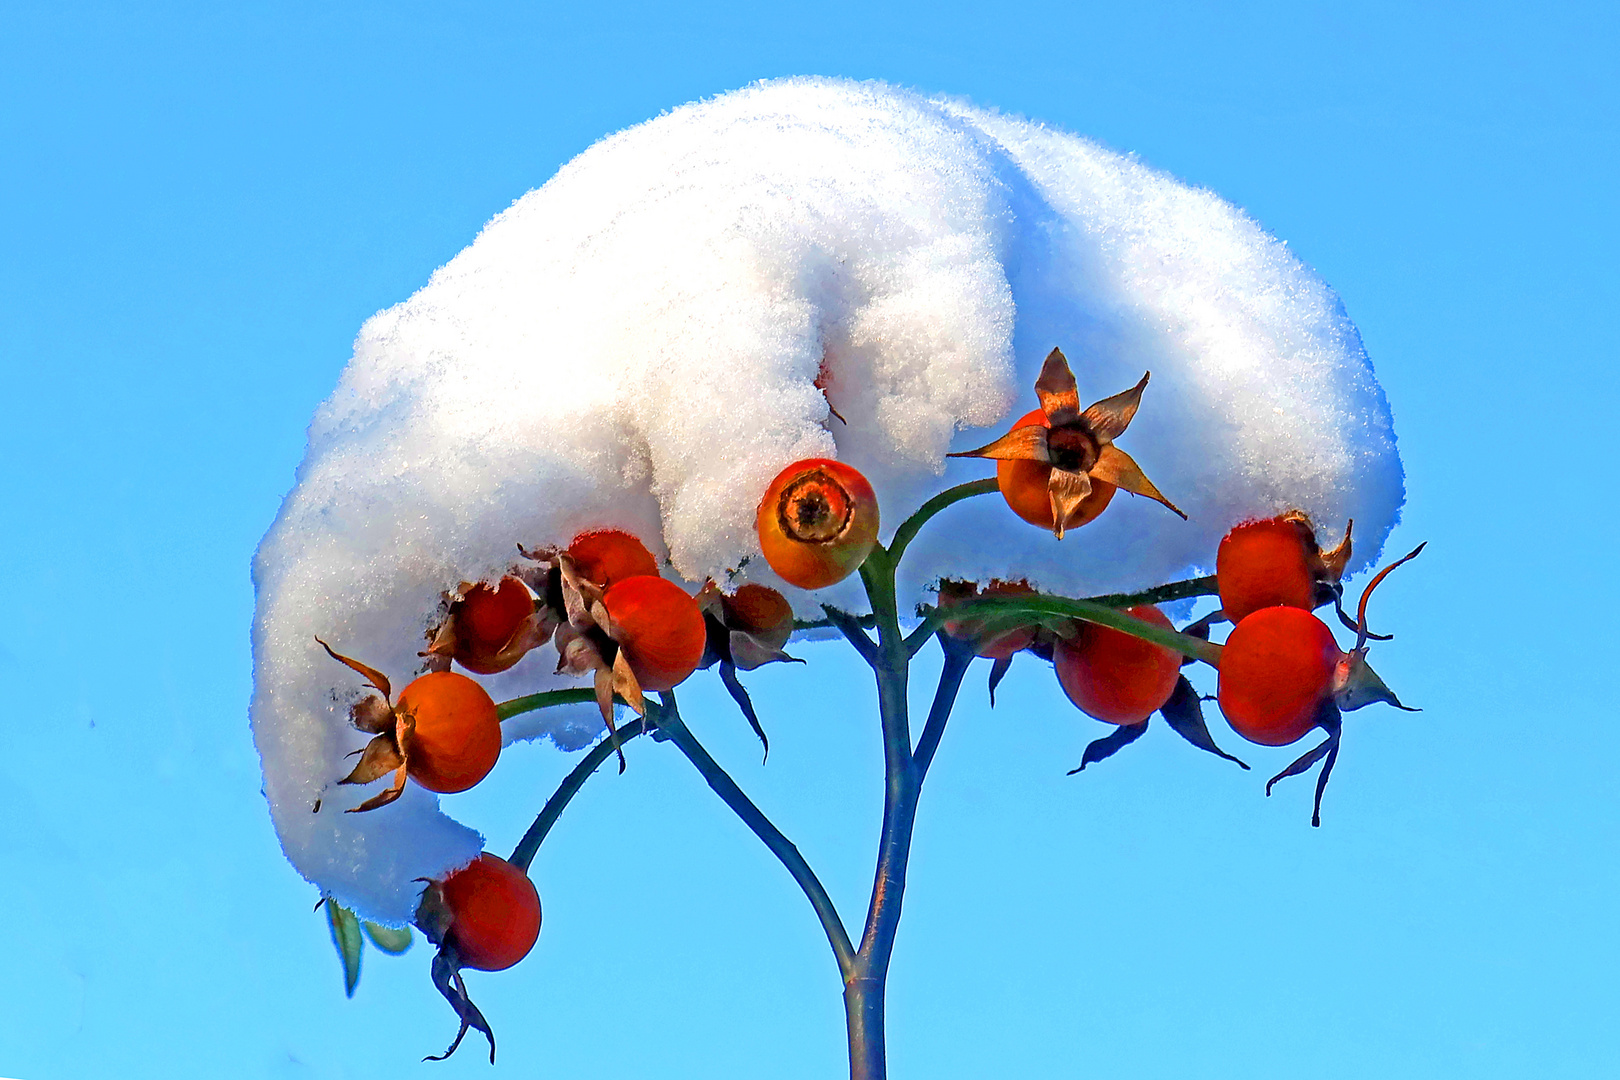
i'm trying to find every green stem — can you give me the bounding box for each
[653,693,857,978]
[842,541,919,1080]
[496,687,595,722]
[945,593,1223,665]
[1083,575,1219,608]
[905,575,1219,654]
[912,634,975,779]
[508,717,650,872]
[886,478,999,565]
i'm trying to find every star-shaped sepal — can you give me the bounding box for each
[949,347,1186,537]
[314,638,413,814]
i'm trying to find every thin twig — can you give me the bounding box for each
[1082,575,1219,608]
[508,717,650,872]
[496,687,596,722]
[653,693,857,977]
[886,478,999,566]
[821,604,879,665]
[913,633,975,779]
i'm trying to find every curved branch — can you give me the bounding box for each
[496,687,595,722]
[821,604,879,665]
[912,633,975,779]
[886,478,999,566]
[944,593,1223,665]
[508,717,650,872]
[1081,575,1219,608]
[652,694,857,978]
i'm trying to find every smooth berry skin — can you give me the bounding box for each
[602,576,707,691]
[1217,518,1316,623]
[756,459,880,590]
[569,530,659,589]
[1053,605,1181,725]
[439,853,542,972]
[1217,606,1342,746]
[996,410,1116,531]
[455,577,537,674]
[396,672,503,793]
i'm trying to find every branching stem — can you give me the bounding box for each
[491,474,1219,1080]
[651,692,857,977]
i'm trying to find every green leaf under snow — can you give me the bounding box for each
[324,898,363,997]
[363,921,412,954]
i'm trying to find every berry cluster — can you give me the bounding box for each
[313,345,1420,1063]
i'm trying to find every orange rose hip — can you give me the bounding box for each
[756,458,880,590]
[1053,605,1181,725]
[395,671,503,793]
[602,575,707,691]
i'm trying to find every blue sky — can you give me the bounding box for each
[2,1,1616,1077]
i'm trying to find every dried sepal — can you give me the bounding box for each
[1335,653,1417,713]
[1034,347,1083,423]
[1156,676,1249,769]
[949,347,1180,538]
[1066,720,1148,774]
[425,948,496,1063]
[347,764,408,813]
[315,637,391,700]
[984,654,1012,706]
[1319,517,1354,582]
[1045,466,1094,540]
[1077,370,1149,444]
[718,660,771,760]
[317,638,411,812]
[1089,445,1187,519]
[1264,705,1342,827]
[340,731,406,785]
[349,693,395,734]
[951,422,1052,463]
[552,621,604,678]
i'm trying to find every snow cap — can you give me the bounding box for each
[253,76,1403,921]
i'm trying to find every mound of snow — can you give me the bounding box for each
[252,76,1402,921]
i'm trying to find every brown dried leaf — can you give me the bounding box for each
[1088,445,1187,519]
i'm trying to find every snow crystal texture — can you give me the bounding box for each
[253,77,1403,921]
